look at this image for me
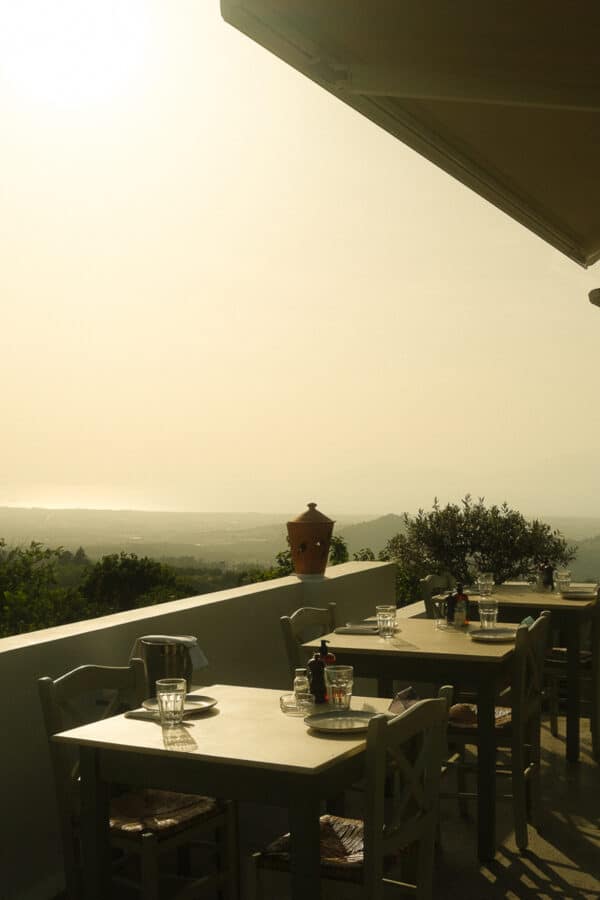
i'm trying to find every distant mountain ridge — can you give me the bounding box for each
[1,506,599,572]
[337,513,407,556]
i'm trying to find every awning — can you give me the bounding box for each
[221,1,600,268]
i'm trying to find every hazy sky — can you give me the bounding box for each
[2,1,600,518]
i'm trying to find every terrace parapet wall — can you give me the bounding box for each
[0,561,396,900]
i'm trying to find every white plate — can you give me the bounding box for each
[470,627,517,644]
[304,710,379,734]
[142,694,217,714]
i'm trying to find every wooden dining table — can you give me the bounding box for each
[305,618,517,862]
[482,584,598,763]
[53,683,392,900]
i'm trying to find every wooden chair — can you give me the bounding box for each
[280,602,336,677]
[251,697,448,900]
[545,596,600,761]
[419,573,454,619]
[38,660,238,900]
[444,611,551,850]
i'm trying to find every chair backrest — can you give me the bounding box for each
[362,697,447,899]
[512,611,551,734]
[419,573,454,618]
[280,603,336,676]
[38,660,146,899]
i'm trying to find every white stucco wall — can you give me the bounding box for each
[0,561,396,900]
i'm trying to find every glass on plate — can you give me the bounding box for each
[156,678,187,727]
[478,597,499,629]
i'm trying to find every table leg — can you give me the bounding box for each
[289,797,322,899]
[566,617,581,763]
[80,747,110,899]
[476,681,496,861]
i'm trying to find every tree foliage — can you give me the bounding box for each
[353,547,376,561]
[80,552,176,611]
[329,535,349,565]
[383,496,576,601]
[0,540,96,636]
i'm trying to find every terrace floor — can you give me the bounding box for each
[434,717,600,899]
[236,714,600,899]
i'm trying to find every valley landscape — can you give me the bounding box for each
[2,506,600,580]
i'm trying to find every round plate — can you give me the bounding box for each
[304,710,379,734]
[470,627,517,643]
[142,694,217,714]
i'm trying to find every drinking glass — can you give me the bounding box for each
[476,573,494,598]
[295,692,316,714]
[376,605,397,639]
[432,598,448,629]
[478,598,499,629]
[156,678,187,727]
[555,570,571,594]
[325,665,354,709]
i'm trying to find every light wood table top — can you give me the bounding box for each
[305,617,518,663]
[481,584,598,611]
[54,683,392,775]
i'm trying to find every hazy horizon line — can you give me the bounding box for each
[2,504,600,522]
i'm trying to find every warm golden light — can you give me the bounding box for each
[0,0,150,109]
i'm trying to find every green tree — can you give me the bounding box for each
[383,496,576,601]
[353,547,376,561]
[80,552,176,611]
[0,540,95,636]
[329,535,349,565]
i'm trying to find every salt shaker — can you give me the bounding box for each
[293,667,310,697]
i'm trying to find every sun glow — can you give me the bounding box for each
[0,0,151,109]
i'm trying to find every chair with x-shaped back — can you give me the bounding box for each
[251,696,448,900]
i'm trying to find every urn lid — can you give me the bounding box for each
[288,502,334,526]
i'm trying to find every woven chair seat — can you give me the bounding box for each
[259,815,365,882]
[110,789,220,835]
[448,703,512,731]
[546,648,592,666]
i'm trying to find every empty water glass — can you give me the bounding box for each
[295,691,316,714]
[478,598,499,630]
[156,678,187,727]
[325,665,354,709]
[555,570,571,594]
[432,598,447,629]
[376,605,397,639]
[476,573,494,598]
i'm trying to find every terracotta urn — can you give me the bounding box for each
[287,502,335,576]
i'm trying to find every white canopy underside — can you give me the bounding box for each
[221,0,600,268]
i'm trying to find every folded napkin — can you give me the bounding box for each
[388,686,419,715]
[334,625,379,635]
[520,615,535,627]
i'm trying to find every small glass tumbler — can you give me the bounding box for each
[156,678,187,727]
[325,665,354,709]
[295,692,316,715]
[555,570,571,594]
[478,598,499,630]
[432,598,447,629]
[376,605,397,639]
[476,573,494,598]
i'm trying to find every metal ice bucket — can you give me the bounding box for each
[130,634,208,696]
[138,638,194,694]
